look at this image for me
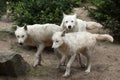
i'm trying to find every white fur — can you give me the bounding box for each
[60,13,103,33]
[15,24,62,67]
[52,31,113,77]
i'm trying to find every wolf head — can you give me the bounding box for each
[60,13,77,30]
[14,25,28,45]
[52,30,65,49]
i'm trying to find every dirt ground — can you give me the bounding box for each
[0,7,120,80]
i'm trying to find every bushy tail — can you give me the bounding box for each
[86,22,103,30]
[94,34,114,42]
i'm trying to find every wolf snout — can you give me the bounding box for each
[19,43,23,45]
[68,25,71,29]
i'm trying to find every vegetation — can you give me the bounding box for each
[8,0,82,26]
[89,0,120,41]
[0,0,6,17]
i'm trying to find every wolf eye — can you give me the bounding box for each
[71,20,74,22]
[56,40,59,43]
[22,35,24,38]
[65,21,68,23]
[17,36,19,38]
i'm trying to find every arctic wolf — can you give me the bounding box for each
[52,31,113,77]
[60,13,103,33]
[15,24,62,67]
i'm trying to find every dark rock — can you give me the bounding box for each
[0,52,31,77]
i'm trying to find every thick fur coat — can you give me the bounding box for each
[60,13,103,33]
[52,31,113,77]
[15,24,62,67]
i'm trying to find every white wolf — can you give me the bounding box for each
[15,24,62,67]
[60,13,103,33]
[52,31,113,77]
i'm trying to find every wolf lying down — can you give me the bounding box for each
[52,30,113,77]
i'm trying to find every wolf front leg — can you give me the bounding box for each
[56,54,66,69]
[63,53,76,77]
[77,53,85,68]
[33,44,45,67]
[85,49,92,73]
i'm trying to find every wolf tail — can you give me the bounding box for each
[94,34,114,42]
[86,22,103,30]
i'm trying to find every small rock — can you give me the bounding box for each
[0,52,31,77]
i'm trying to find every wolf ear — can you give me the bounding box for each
[73,13,77,18]
[60,13,67,28]
[61,29,66,37]
[60,13,65,28]
[63,12,66,17]
[16,25,20,29]
[60,19,64,28]
[24,24,27,31]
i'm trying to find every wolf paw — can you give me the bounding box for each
[85,69,90,73]
[62,73,70,78]
[81,64,86,68]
